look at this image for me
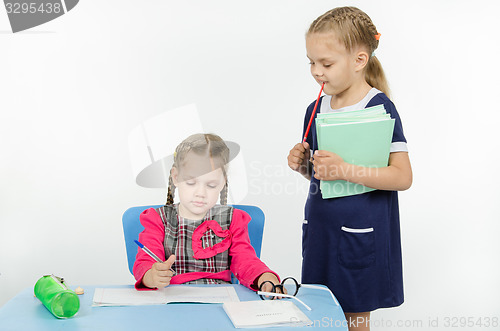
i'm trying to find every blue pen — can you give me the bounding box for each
[134,240,176,275]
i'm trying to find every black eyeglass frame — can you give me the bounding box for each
[258,277,301,300]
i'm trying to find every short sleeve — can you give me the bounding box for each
[366,93,408,153]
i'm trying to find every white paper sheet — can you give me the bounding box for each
[223,300,313,328]
[92,285,240,307]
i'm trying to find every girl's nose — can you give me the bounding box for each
[194,185,206,197]
[311,66,323,78]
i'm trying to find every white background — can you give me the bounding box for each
[1,0,499,329]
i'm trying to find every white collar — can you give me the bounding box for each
[320,88,381,113]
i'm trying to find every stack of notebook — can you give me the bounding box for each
[315,104,395,199]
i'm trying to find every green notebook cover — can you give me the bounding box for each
[316,118,395,199]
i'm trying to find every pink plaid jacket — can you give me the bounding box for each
[133,205,278,291]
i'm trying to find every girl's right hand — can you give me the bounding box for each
[142,255,176,289]
[287,142,311,178]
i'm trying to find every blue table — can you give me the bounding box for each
[0,284,347,330]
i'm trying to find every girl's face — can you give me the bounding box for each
[172,152,226,220]
[306,32,367,101]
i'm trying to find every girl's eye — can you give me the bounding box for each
[207,184,218,189]
[309,62,314,65]
[186,181,195,186]
[323,64,332,68]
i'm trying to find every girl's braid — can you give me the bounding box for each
[166,173,175,205]
[309,7,379,53]
[219,181,228,205]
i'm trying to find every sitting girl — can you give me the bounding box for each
[133,133,281,292]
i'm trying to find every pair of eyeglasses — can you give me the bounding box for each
[258,277,300,298]
[257,277,339,311]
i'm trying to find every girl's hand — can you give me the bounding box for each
[312,150,346,181]
[313,151,413,190]
[257,272,281,292]
[287,142,311,178]
[257,272,287,299]
[142,255,176,289]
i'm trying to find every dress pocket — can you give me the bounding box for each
[338,226,375,269]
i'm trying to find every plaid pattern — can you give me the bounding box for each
[156,204,233,284]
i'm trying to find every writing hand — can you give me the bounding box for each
[143,254,176,289]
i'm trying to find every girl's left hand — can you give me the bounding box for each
[312,150,346,181]
[257,272,284,294]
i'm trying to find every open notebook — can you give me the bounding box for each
[315,104,395,199]
[92,285,239,307]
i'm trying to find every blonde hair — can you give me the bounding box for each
[308,6,390,97]
[166,133,229,205]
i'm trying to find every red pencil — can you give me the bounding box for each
[302,82,325,143]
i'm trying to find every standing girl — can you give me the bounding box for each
[287,7,412,331]
[134,133,280,292]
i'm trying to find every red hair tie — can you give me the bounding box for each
[374,32,381,41]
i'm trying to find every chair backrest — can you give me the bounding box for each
[122,204,265,275]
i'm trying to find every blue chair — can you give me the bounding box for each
[122,204,265,277]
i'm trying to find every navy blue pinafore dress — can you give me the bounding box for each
[301,89,407,313]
